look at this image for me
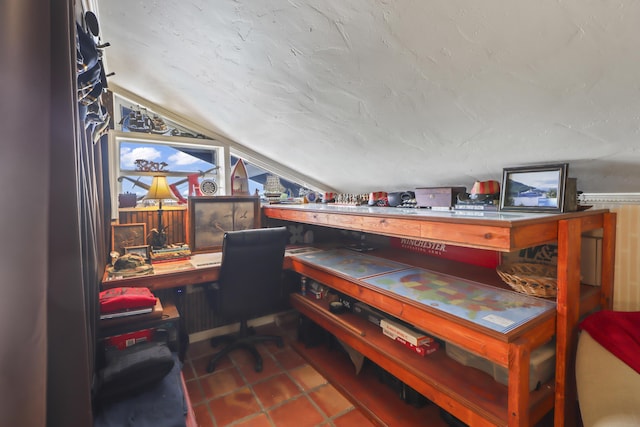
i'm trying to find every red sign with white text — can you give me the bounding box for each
[390,237,499,268]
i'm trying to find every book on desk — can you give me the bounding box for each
[100,298,163,322]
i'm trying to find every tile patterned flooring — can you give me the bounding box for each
[181,321,378,427]
[181,319,557,427]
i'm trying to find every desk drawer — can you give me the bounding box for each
[361,216,421,236]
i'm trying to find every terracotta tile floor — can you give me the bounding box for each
[181,319,560,427]
[181,320,377,427]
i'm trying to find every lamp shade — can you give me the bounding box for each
[143,176,179,202]
[470,180,500,195]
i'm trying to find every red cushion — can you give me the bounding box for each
[100,287,157,313]
[580,310,640,374]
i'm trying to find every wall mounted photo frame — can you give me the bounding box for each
[111,223,147,255]
[188,196,261,253]
[499,163,569,213]
[124,244,151,262]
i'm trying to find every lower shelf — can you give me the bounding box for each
[291,293,555,427]
[291,339,449,427]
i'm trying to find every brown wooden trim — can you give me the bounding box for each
[554,219,582,427]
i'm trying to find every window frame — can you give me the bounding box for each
[108,131,228,219]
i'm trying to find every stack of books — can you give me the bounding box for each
[151,244,192,263]
[454,202,498,211]
[99,287,159,320]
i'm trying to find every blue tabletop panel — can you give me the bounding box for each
[293,248,411,279]
[293,248,556,334]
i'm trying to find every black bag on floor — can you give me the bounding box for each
[96,341,175,403]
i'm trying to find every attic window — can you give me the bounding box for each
[118,139,221,202]
[231,156,310,200]
[110,95,321,209]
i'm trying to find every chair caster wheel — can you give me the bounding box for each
[254,360,263,373]
[207,360,216,373]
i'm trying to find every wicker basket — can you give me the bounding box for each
[496,263,558,298]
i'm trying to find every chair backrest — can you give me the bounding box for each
[216,226,289,319]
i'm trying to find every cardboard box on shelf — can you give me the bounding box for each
[380,318,433,347]
[445,341,556,391]
[382,328,440,357]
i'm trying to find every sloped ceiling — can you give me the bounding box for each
[96,0,640,193]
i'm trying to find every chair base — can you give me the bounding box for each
[206,320,284,373]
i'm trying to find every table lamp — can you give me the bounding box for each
[143,175,178,248]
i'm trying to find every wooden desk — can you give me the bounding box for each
[101,251,296,291]
[102,253,222,291]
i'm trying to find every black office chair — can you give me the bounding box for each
[206,226,289,373]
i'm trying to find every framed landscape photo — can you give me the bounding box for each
[111,223,147,255]
[499,163,569,213]
[189,196,261,252]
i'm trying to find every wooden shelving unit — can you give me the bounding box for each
[263,204,617,427]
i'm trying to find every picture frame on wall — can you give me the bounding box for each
[188,196,261,253]
[111,223,147,255]
[499,163,569,213]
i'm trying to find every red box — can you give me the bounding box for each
[104,328,154,350]
[383,328,440,357]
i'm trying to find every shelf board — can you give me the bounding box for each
[290,254,557,362]
[292,294,555,427]
[263,204,609,252]
[291,340,448,427]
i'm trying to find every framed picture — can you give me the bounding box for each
[189,196,261,252]
[124,244,151,261]
[499,163,569,213]
[112,223,147,255]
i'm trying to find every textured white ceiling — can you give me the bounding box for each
[96,0,640,193]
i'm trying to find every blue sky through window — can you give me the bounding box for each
[120,142,213,172]
[119,141,218,197]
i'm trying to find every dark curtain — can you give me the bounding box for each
[0,1,51,425]
[47,0,106,426]
[1,1,107,425]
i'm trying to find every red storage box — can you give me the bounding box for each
[104,329,154,350]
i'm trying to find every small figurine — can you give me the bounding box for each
[110,251,120,266]
[148,226,169,249]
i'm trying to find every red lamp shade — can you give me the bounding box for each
[470,180,500,195]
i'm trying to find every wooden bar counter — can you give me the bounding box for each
[263,204,617,427]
